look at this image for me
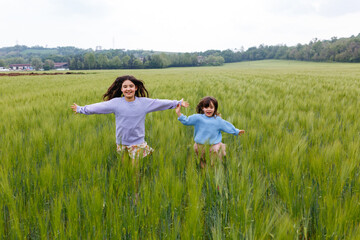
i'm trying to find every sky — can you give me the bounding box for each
[1,0,360,52]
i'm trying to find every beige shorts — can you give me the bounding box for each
[193,142,226,157]
[117,142,154,159]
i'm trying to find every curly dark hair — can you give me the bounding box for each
[103,75,149,101]
[196,96,219,117]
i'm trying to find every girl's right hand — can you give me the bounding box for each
[71,103,78,113]
[176,103,182,117]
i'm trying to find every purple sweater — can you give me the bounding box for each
[77,97,180,145]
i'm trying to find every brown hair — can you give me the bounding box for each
[103,75,149,101]
[196,96,219,117]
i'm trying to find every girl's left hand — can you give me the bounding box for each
[181,99,189,108]
[238,130,245,136]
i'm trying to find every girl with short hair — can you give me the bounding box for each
[176,96,244,167]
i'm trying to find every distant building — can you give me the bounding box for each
[9,64,32,70]
[197,56,205,63]
[8,62,69,71]
[54,62,69,70]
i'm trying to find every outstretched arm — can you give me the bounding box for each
[220,118,245,136]
[145,98,189,113]
[70,100,116,115]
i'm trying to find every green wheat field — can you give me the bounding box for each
[1,60,360,239]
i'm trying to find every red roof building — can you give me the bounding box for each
[54,62,69,69]
[9,64,32,70]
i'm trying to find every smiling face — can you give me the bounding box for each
[196,96,218,117]
[203,101,215,117]
[121,80,138,101]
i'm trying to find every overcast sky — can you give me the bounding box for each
[1,0,360,52]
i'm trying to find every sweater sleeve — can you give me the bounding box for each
[219,118,240,136]
[144,98,181,113]
[76,99,116,115]
[178,114,197,126]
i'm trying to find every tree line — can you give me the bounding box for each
[0,33,359,70]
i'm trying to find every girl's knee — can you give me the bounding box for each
[220,143,226,156]
[209,143,226,159]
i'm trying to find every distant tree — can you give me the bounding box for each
[31,57,43,70]
[69,58,77,70]
[204,55,225,66]
[0,59,5,67]
[6,57,25,64]
[1,33,360,67]
[96,54,109,69]
[221,49,237,62]
[84,52,96,69]
[143,56,151,68]
[122,55,130,68]
[128,54,136,68]
[148,55,163,68]
[132,58,144,69]
[203,50,221,57]
[109,56,122,69]
[148,54,171,68]
[274,45,288,59]
[168,54,181,66]
[43,59,55,71]
[69,55,84,70]
[160,53,171,67]
[76,60,84,69]
[47,54,68,63]
[190,54,198,66]
[179,53,193,66]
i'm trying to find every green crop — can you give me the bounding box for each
[1,60,359,239]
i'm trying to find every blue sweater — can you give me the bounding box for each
[178,114,240,144]
[77,97,180,145]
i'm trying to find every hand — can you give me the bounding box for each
[71,103,78,113]
[238,130,245,136]
[176,103,182,117]
[181,98,189,108]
